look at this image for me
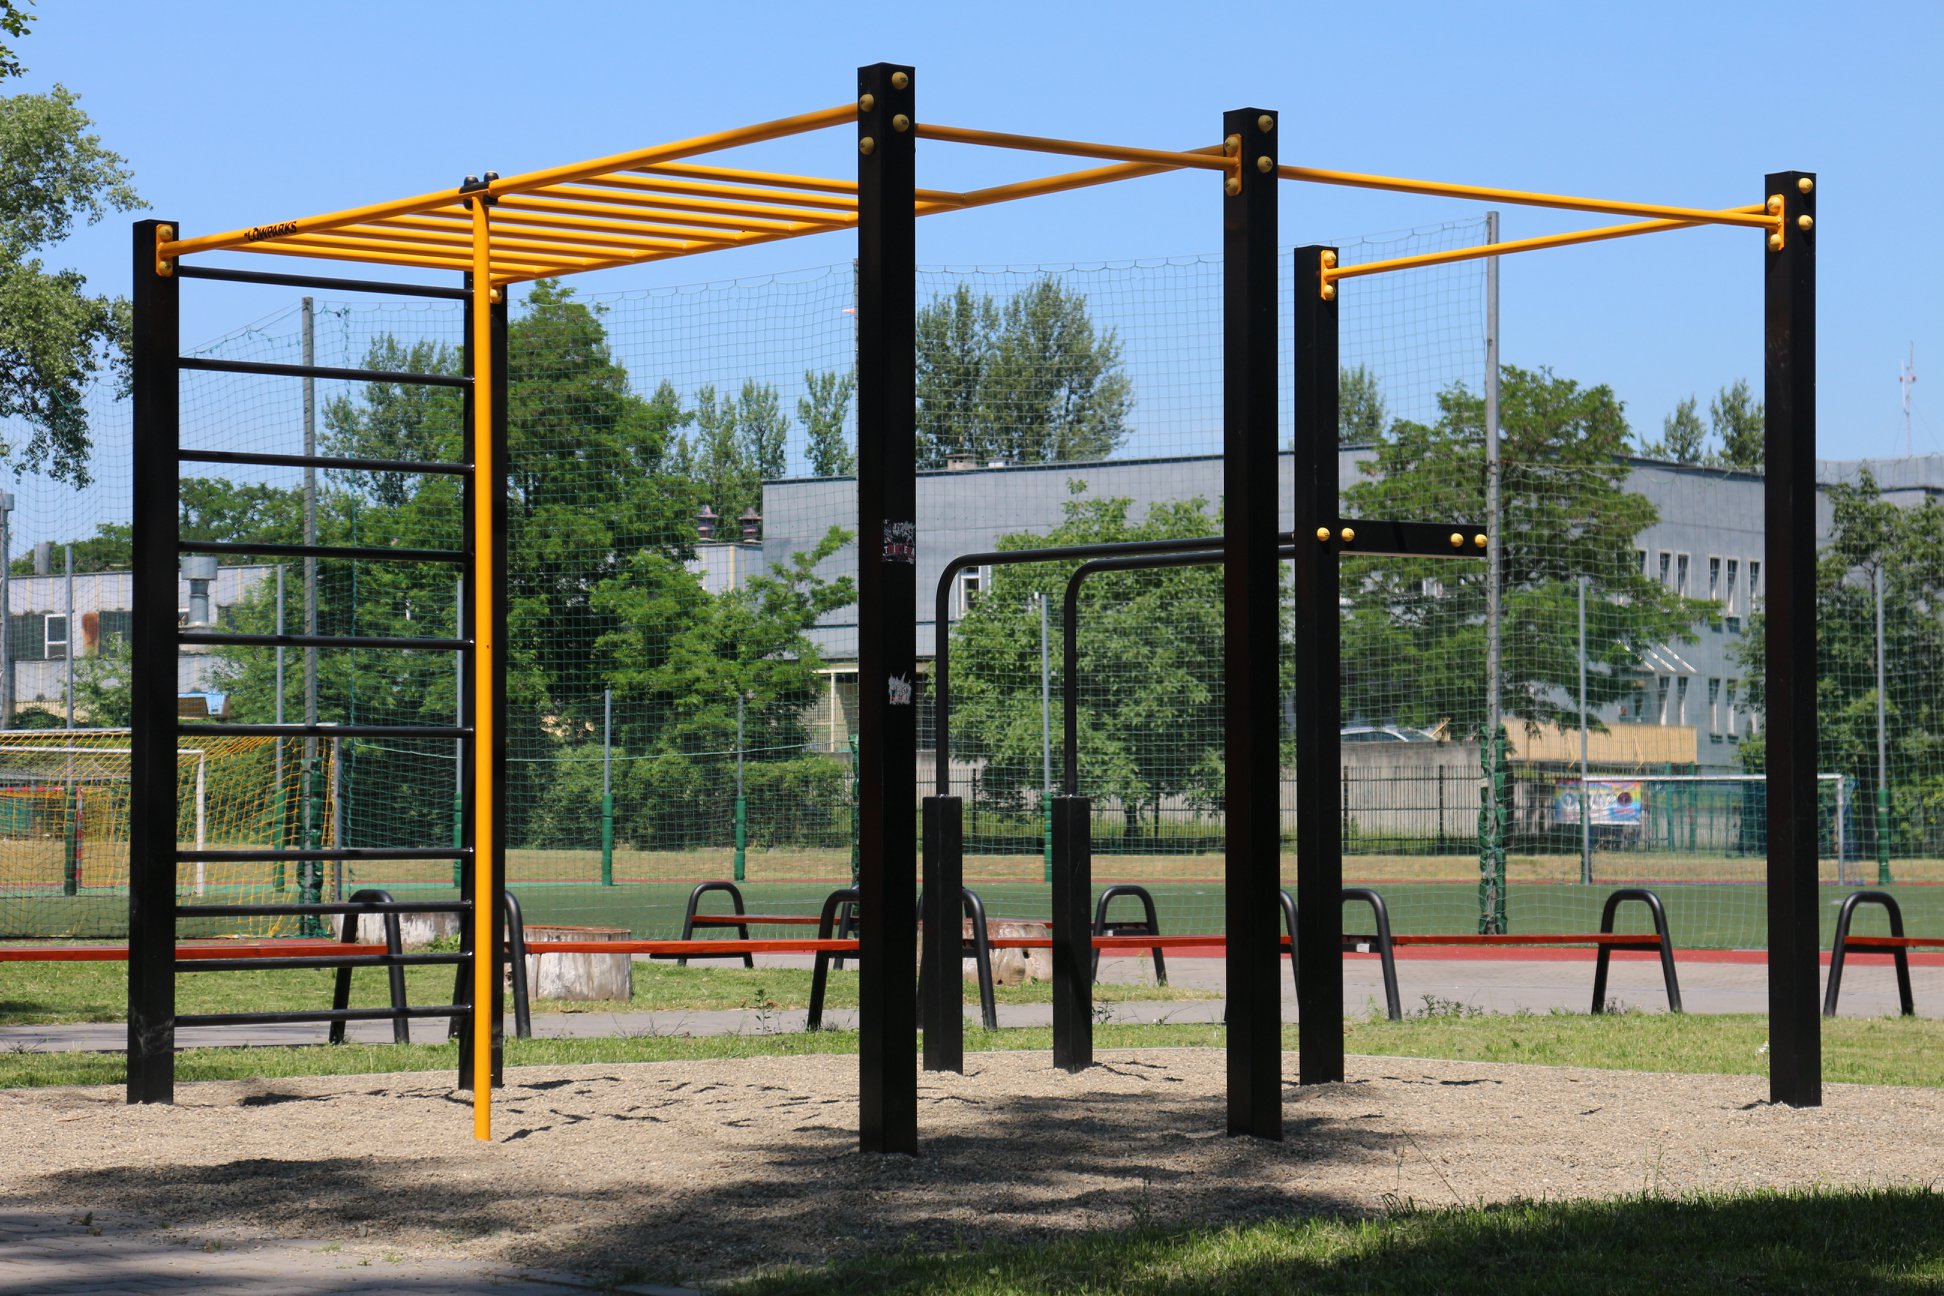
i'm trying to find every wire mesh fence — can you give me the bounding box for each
[4,213,1938,955]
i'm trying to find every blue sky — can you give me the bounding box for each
[16,0,1942,468]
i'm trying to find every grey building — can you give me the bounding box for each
[761,450,1930,773]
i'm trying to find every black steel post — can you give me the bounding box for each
[920,795,964,1071]
[1223,108,1283,1139]
[1292,245,1344,1087]
[1050,794,1093,1071]
[455,272,480,1089]
[128,219,180,1104]
[855,61,919,1155]
[1764,171,1819,1107]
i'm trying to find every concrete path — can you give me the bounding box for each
[6,952,1939,1053]
[0,1210,697,1296]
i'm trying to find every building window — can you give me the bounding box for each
[1708,555,1722,601]
[1724,559,1739,613]
[1658,551,1672,587]
[1675,553,1691,597]
[1636,549,1648,577]
[1708,677,1722,741]
[954,565,990,618]
[1726,680,1739,739]
[1657,676,1672,725]
[98,609,133,652]
[44,614,67,660]
[1748,559,1761,605]
[1676,676,1689,725]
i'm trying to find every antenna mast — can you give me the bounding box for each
[1902,344,1918,457]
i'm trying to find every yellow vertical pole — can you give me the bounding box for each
[470,199,495,1142]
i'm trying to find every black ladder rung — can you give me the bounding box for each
[175,952,470,972]
[178,448,472,476]
[177,265,470,301]
[178,631,468,652]
[178,356,471,388]
[176,847,472,863]
[176,1006,467,1027]
[177,901,471,917]
[178,723,468,739]
[178,540,466,565]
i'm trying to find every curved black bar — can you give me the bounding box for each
[677,881,751,968]
[1592,887,1682,1013]
[1061,544,1295,793]
[1824,889,1913,1018]
[330,889,405,1045]
[1091,883,1167,986]
[932,534,1231,797]
[808,886,863,1031]
[1275,886,1402,1021]
[503,889,532,1040]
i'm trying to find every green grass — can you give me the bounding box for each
[6,1011,1942,1091]
[0,960,1209,1027]
[19,877,1944,951]
[716,1188,1944,1295]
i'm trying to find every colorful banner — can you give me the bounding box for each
[1553,779,1644,825]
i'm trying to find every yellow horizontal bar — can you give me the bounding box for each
[590,171,860,212]
[1322,216,1707,288]
[159,102,853,261]
[229,240,556,279]
[639,160,966,207]
[275,232,586,275]
[1279,162,1777,230]
[407,205,734,248]
[289,227,595,268]
[342,221,634,263]
[381,213,695,254]
[530,183,841,227]
[497,193,819,236]
[946,147,1226,212]
[914,122,1232,173]
[494,213,854,286]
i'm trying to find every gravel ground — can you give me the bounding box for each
[4,1051,1942,1286]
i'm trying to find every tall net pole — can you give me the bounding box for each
[1480,211,1507,934]
[301,297,322,927]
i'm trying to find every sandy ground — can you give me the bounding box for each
[4,1050,1942,1286]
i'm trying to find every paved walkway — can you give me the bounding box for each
[0,1210,696,1296]
[6,952,1939,1053]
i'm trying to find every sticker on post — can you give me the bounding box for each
[883,521,915,565]
[888,673,913,706]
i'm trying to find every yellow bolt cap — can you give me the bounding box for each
[1473,533,1488,549]
[1321,284,1336,300]
[1224,134,1241,156]
[1321,250,1338,268]
[859,137,876,155]
[1340,527,1355,543]
[1767,195,1784,214]
[1768,232,1783,251]
[1224,176,1241,196]
[1797,214,1814,231]
[1798,176,1814,193]
[891,71,910,89]
[858,94,875,112]
[1449,532,1464,548]
[1257,114,1274,133]
[1315,527,1331,542]
[893,114,911,132]
[1256,156,1273,173]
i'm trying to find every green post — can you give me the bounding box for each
[452,797,464,890]
[1478,725,1508,934]
[848,734,861,891]
[1043,796,1053,884]
[62,784,79,897]
[733,793,747,883]
[300,753,326,936]
[601,792,615,886]
[1876,780,1893,886]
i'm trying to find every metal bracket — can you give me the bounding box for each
[1320,518,1486,558]
[155,224,176,278]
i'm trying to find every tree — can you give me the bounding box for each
[1711,378,1764,470]
[679,379,789,525]
[914,278,1131,468]
[950,491,1285,841]
[322,338,462,506]
[1338,364,1388,445]
[1642,395,1707,464]
[0,12,145,485]
[1342,365,1709,737]
[799,368,855,477]
[1738,470,1944,857]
